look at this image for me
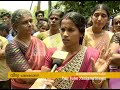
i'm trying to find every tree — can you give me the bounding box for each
[54,1,120,19]
[37,1,41,11]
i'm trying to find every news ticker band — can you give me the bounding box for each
[8,72,120,80]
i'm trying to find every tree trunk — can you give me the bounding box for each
[48,1,52,14]
[30,1,33,11]
[37,1,41,11]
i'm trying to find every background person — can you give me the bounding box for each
[0,10,17,37]
[0,35,11,89]
[112,13,120,32]
[42,9,64,48]
[35,10,45,24]
[82,4,113,53]
[0,23,13,42]
[33,20,49,40]
[108,32,120,89]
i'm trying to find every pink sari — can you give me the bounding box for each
[109,49,120,89]
[44,46,99,89]
[9,36,48,89]
[71,47,99,89]
[25,36,47,70]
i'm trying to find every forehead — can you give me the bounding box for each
[18,14,32,21]
[114,15,120,21]
[37,13,43,16]
[43,21,48,25]
[20,13,32,18]
[50,13,60,17]
[42,21,48,26]
[93,9,107,15]
[61,19,75,26]
[2,16,9,19]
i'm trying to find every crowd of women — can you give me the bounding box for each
[0,3,120,89]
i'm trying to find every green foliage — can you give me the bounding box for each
[32,5,37,24]
[54,1,120,19]
[0,9,9,14]
[103,1,120,17]
[44,9,48,19]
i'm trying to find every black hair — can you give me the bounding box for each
[87,17,93,28]
[61,11,86,44]
[0,23,10,34]
[91,4,110,17]
[44,18,48,22]
[35,10,44,17]
[37,20,49,29]
[91,4,110,30]
[0,11,11,18]
[48,9,64,18]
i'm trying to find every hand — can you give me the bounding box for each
[26,69,41,72]
[110,54,120,66]
[21,69,41,84]
[29,78,55,89]
[91,48,112,72]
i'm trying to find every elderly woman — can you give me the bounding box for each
[109,33,120,89]
[112,13,120,32]
[108,13,120,89]
[5,9,48,89]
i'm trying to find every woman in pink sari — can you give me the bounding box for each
[5,9,48,89]
[36,11,112,89]
[108,13,120,88]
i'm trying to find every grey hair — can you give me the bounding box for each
[11,9,32,24]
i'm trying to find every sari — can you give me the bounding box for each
[5,36,48,89]
[109,32,120,89]
[109,65,120,89]
[33,31,48,40]
[44,46,100,89]
[43,33,63,48]
[82,27,113,52]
